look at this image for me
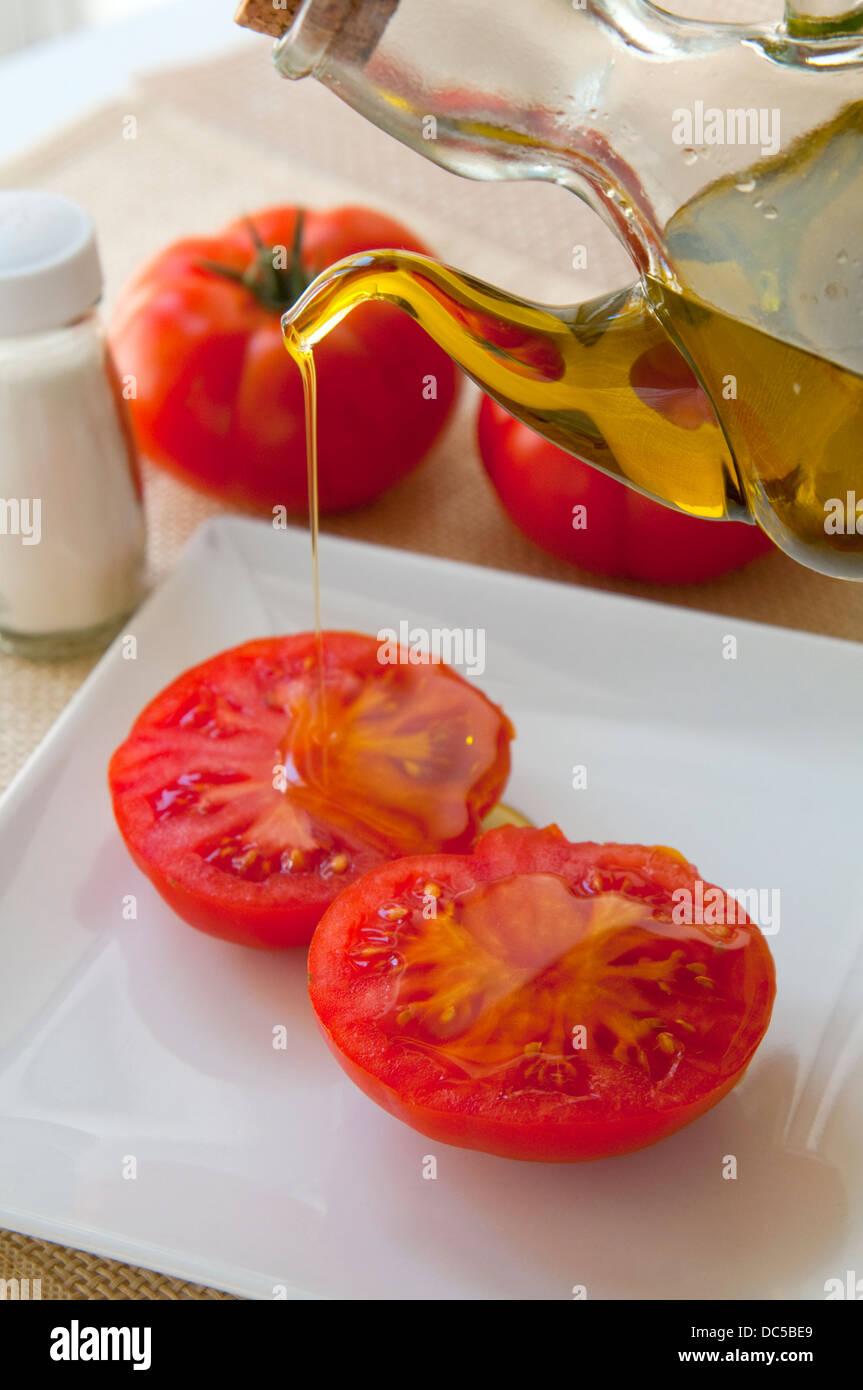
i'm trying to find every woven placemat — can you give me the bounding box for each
[0,1229,233,1300]
[1,27,861,1300]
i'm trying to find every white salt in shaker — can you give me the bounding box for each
[0,191,146,658]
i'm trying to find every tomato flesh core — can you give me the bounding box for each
[309,827,777,1160]
[280,660,502,852]
[109,633,513,948]
[356,870,754,1095]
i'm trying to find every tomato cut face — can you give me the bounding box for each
[108,633,513,949]
[309,826,776,1161]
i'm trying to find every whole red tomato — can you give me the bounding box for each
[477,395,772,584]
[109,206,459,513]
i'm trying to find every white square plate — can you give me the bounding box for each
[1,516,861,1300]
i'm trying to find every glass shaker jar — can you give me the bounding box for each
[0,191,147,658]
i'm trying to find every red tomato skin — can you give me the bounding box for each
[309,826,776,1162]
[478,397,772,584]
[115,835,327,951]
[108,632,512,951]
[317,1041,745,1162]
[109,206,460,514]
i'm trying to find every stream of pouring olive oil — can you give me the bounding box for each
[283,303,532,829]
[285,337,330,782]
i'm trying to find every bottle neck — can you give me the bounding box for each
[271,0,400,77]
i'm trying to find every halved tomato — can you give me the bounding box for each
[108,633,513,949]
[309,825,776,1161]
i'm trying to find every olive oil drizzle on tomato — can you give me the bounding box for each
[480,803,533,832]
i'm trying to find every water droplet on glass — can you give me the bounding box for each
[682,147,698,166]
[837,250,848,264]
[735,178,756,194]
[825,283,843,300]
[763,205,778,220]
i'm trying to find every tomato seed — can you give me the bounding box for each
[379,903,408,921]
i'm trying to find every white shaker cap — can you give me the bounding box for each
[0,190,103,337]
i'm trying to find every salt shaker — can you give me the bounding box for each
[0,191,146,658]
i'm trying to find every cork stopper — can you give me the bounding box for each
[234,1,300,38]
[235,0,401,65]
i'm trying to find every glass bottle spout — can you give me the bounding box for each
[283,250,743,522]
